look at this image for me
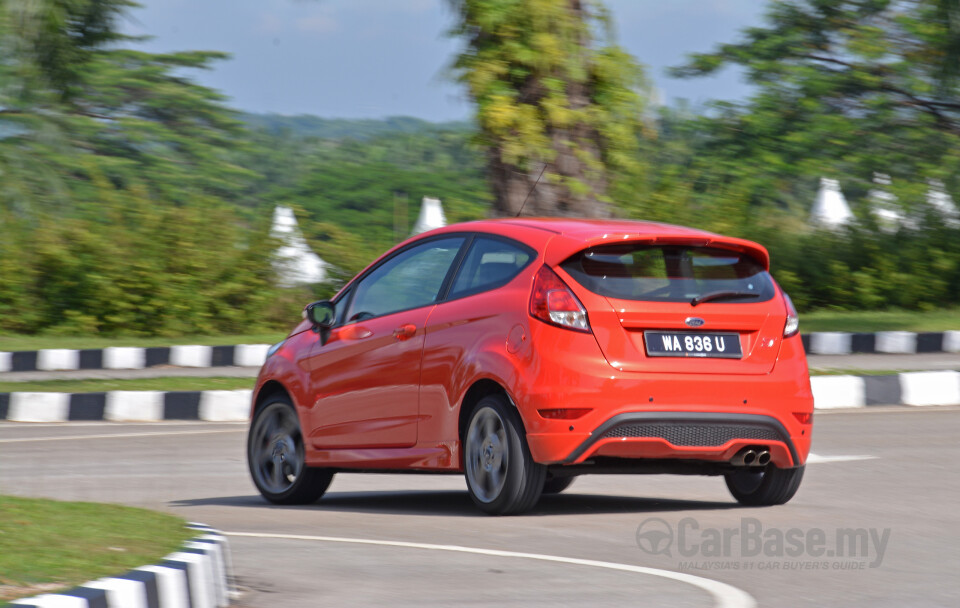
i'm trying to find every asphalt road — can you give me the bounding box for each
[2,408,958,607]
[805,352,960,372]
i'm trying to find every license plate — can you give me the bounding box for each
[644,331,742,359]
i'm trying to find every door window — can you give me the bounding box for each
[346,236,465,321]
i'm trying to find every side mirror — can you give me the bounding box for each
[304,300,336,328]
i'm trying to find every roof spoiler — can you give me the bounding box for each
[546,234,771,270]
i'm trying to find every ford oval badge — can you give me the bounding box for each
[685,317,705,328]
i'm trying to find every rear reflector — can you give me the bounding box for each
[538,408,592,420]
[793,412,812,425]
[529,265,590,332]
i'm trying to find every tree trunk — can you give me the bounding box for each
[488,0,612,218]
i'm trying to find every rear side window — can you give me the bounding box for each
[561,244,774,303]
[449,236,533,298]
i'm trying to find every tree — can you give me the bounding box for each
[449,0,648,217]
[671,0,960,208]
[2,0,134,104]
[249,127,491,276]
[0,0,252,217]
[0,0,283,335]
[653,0,960,312]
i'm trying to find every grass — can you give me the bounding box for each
[0,332,287,353]
[0,377,255,393]
[800,308,960,333]
[0,496,195,605]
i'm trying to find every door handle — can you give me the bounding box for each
[393,324,417,341]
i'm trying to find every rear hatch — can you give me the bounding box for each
[557,240,786,375]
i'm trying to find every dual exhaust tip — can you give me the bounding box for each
[731,447,771,467]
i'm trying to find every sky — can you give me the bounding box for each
[121,0,767,121]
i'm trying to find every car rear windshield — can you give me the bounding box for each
[561,244,775,303]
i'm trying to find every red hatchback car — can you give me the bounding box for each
[248,218,813,514]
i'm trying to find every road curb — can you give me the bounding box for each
[0,390,251,422]
[0,344,272,373]
[2,371,960,422]
[801,330,960,354]
[11,523,236,608]
[1,331,958,374]
[810,370,960,408]
[1,329,957,375]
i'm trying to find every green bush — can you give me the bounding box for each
[762,223,960,312]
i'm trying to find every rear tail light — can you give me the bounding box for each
[529,265,590,332]
[782,292,800,338]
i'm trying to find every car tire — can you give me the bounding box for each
[248,397,334,505]
[724,464,804,506]
[542,475,577,495]
[464,394,546,515]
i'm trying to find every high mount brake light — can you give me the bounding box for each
[529,265,591,332]
[783,292,800,338]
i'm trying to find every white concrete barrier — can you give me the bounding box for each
[810,375,866,409]
[944,330,960,353]
[899,370,960,406]
[105,391,164,421]
[193,533,236,602]
[83,578,148,608]
[199,390,251,422]
[234,343,270,367]
[875,331,917,354]
[184,541,228,607]
[170,345,213,368]
[809,332,852,355]
[11,595,88,607]
[9,392,71,422]
[137,565,190,608]
[165,551,216,608]
[36,349,80,371]
[103,347,146,370]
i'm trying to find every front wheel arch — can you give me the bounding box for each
[247,394,334,505]
[253,380,292,418]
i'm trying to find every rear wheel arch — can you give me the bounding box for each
[463,392,547,514]
[458,378,523,447]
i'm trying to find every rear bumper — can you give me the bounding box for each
[516,323,813,468]
[535,412,800,468]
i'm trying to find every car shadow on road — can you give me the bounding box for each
[170,491,738,517]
